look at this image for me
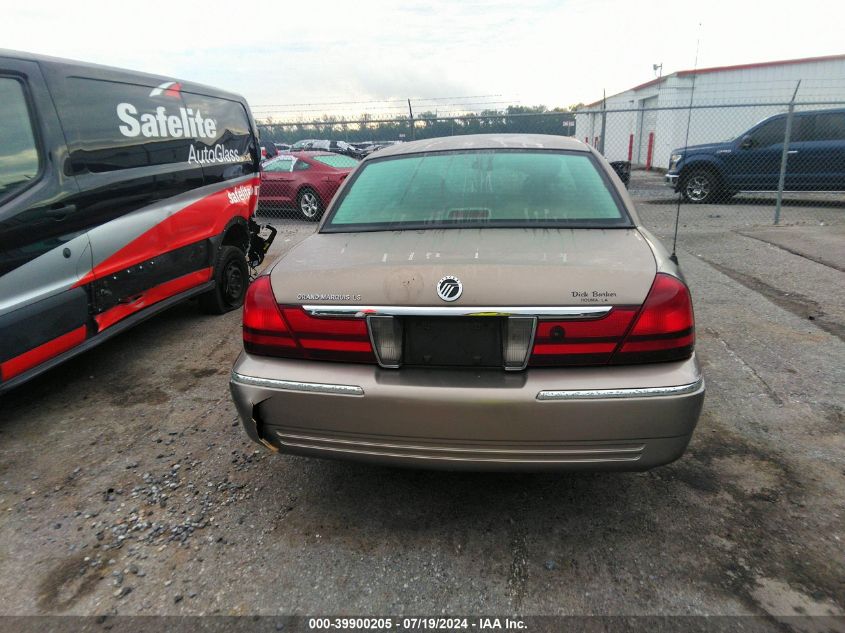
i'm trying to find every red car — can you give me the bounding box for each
[259,152,358,220]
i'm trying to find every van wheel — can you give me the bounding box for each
[680,169,721,204]
[298,188,324,221]
[199,245,249,314]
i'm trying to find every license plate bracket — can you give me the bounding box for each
[402,317,504,368]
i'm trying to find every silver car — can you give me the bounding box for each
[230,134,704,470]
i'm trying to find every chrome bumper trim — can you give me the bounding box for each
[303,305,612,319]
[230,371,365,396]
[276,440,643,464]
[275,430,645,455]
[537,378,703,401]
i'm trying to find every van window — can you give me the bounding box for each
[180,91,256,179]
[0,78,40,199]
[62,77,193,173]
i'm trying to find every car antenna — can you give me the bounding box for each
[670,25,702,265]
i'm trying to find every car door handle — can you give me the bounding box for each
[787,150,799,154]
[45,204,77,220]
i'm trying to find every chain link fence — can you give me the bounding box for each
[576,99,845,236]
[254,102,845,239]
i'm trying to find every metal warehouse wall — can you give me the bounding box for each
[576,56,845,169]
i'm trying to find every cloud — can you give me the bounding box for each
[5,0,844,120]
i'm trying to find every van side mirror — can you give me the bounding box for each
[740,135,754,149]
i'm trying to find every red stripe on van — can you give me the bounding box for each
[94,267,213,332]
[0,326,87,381]
[76,178,259,287]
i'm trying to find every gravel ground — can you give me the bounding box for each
[0,190,843,627]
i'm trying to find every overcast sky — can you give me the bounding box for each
[5,0,844,119]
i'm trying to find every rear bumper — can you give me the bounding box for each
[230,353,705,471]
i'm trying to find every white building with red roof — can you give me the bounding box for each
[575,54,845,169]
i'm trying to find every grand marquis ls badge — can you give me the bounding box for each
[437,275,463,302]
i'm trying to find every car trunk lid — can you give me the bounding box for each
[270,227,656,307]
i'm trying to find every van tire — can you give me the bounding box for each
[199,245,249,314]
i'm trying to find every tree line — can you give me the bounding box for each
[257,104,583,144]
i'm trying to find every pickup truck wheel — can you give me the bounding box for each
[198,245,249,314]
[681,169,720,204]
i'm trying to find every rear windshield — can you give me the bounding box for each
[322,149,628,231]
[313,154,359,168]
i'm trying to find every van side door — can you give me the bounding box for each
[0,58,92,385]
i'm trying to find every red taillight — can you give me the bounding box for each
[243,276,301,357]
[242,276,375,363]
[280,307,375,363]
[612,273,695,364]
[529,308,638,366]
[528,273,694,367]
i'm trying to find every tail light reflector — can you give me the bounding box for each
[280,307,374,362]
[528,273,694,367]
[529,308,638,366]
[243,276,376,363]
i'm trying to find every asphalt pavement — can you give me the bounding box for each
[0,188,843,627]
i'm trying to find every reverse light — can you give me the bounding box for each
[503,317,535,369]
[368,316,403,367]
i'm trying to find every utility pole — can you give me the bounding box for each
[408,98,415,141]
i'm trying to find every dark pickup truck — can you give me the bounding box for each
[666,108,845,203]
